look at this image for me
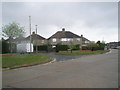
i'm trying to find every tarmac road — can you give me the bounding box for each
[39,52,90,62]
[2,49,118,88]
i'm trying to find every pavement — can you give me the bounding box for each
[2,49,118,88]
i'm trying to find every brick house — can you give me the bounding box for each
[25,32,47,46]
[4,28,91,52]
[48,28,90,47]
[107,41,120,48]
[6,32,47,46]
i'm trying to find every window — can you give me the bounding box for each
[85,41,89,43]
[52,38,56,42]
[41,40,44,43]
[76,38,80,41]
[61,38,67,41]
[67,38,73,41]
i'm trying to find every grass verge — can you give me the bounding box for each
[56,50,108,55]
[2,54,53,68]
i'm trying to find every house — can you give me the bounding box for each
[4,32,47,52]
[25,32,47,46]
[48,28,90,47]
[4,28,91,52]
[5,32,47,46]
[107,41,120,48]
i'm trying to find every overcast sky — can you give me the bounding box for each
[2,2,118,43]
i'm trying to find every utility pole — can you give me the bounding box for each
[35,25,38,53]
[29,16,32,53]
[80,34,83,50]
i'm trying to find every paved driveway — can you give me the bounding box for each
[3,49,118,88]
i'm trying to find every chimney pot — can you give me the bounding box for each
[32,32,35,34]
[62,28,65,31]
[81,34,83,37]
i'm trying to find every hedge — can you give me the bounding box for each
[34,45,48,51]
[1,41,16,53]
[56,44,69,52]
[72,44,80,50]
[1,41,9,53]
[82,46,104,51]
[56,44,80,52]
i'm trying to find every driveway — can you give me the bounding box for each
[3,49,118,88]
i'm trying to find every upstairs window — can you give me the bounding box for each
[41,40,44,43]
[76,38,80,41]
[61,38,67,41]
[67,38,73,41]
[85,41,89,43]
[52,38,56,42]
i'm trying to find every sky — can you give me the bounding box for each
[2,2,118,43]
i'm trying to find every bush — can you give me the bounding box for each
[82,46,91,50]
[1,41,16,53]
[71,44,80,50]
[56,44,69,52]
[56,44,80,52]
[1,41,9,53]
[82,46,105,51]
[34,45,48,51]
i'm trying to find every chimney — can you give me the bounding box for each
[32,32,35,34]
[62,28,65,31]
[81,34,83,37]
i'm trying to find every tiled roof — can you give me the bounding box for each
[48,29,90,41]
[48,31,81,39]
[26,33,46,40]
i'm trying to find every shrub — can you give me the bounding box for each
[1,41,16,53]
[34,45,48,51]
[1,41,9,53]
[56,44,80,52]
[71,44,80,50]
[56,44,69,52]
[82,46,105,51]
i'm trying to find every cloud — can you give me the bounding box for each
[2,2,118,42]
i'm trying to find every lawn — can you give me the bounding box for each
[56,50,108,55]
[2,54,53,68]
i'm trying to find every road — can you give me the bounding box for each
[3,49,118,88]
[40,52,90,62]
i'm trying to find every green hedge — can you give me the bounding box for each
[1,41,9,53]
[56,44,69,52]
[72,44,80,50]
[56,44,80,52]
[82,46,104,51]
[1,41,16,53]
[34,45,48,51]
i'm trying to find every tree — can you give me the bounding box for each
[96,40,106,47]
[2,22,25,39]
[96,41,101,46]
[2,22,25,53]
